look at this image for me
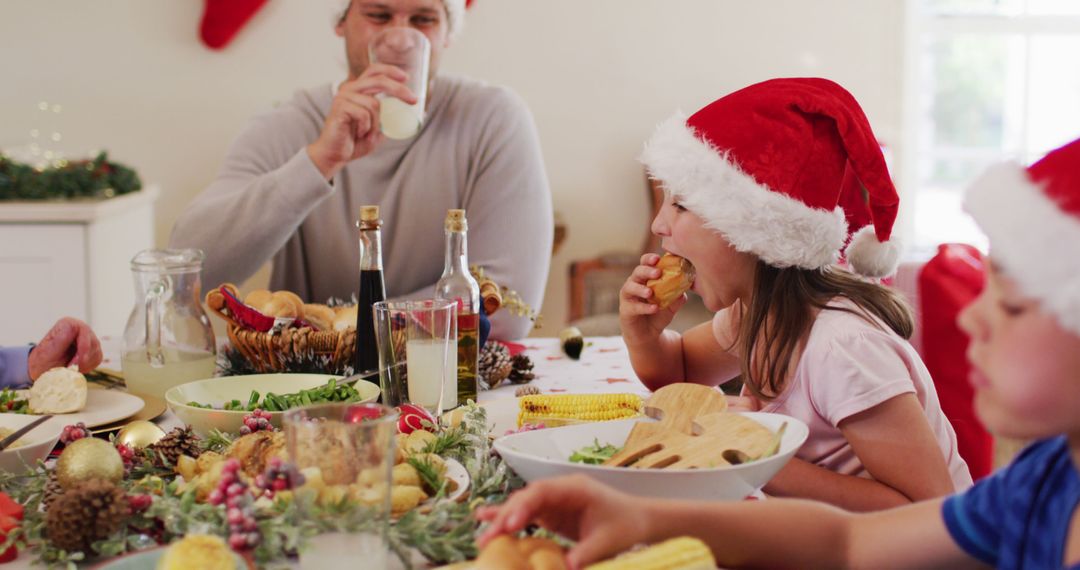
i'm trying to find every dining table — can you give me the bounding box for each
[3,334,654,569]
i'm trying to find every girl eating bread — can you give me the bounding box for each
[618,78,971,510]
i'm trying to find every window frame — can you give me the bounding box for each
[898,0,1080,256]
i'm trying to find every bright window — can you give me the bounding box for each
[908,0,1080,252]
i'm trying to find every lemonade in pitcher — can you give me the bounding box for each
[122,249,216,399]
[122,348,216,399]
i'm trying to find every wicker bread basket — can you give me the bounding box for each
[205,285,356,373]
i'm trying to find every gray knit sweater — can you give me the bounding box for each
[170,74,553,340]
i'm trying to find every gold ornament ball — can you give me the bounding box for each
[56,437,124,489]
[116,420,166,449]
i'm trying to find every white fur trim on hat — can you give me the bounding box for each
[639,114,848,271]
[964,162,1080,337]
[333,0,466,40]
[845,225,901,278]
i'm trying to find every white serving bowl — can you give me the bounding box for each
[494,412,808,501]
[0,414,64,474]
[166,374,380,436]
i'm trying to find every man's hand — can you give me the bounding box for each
[307,63,418,180]
[27,317,103,380]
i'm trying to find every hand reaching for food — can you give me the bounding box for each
[27,317,102,381]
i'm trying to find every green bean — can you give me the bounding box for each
[190,378,357,413]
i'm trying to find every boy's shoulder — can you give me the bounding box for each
[1005,435,1071,478]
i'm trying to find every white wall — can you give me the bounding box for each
[0,0,906,335]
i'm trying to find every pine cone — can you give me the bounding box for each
[508,353,536,384]
[45,478,129,554]
[149,426,202,468]
[479,342,513,390]
[42,469,63,511]
[515,384,541,397]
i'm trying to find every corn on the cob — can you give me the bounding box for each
[517,393,644,427]
[584,537,716,570]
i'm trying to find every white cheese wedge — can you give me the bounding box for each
[29,365,87,414]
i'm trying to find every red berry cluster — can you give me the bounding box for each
[115,442,136,472]
[126,494,153,514]
[208,459,261,551]
[239,409,274,435]
[59,422,90,445]
[254,457,305,499]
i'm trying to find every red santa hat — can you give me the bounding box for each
[640,77,901,277]
[963,137,1080,337]
[334,0,470,40]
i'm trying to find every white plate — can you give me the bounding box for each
[494,412,808,502]
[8,389,145,430]
[432,457,470,505]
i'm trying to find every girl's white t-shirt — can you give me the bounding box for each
[734,299,973,490]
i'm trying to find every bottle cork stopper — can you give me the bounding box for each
[359,205,380,222]
[446,209,467,231]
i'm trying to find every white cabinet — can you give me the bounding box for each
[0,187,157,345]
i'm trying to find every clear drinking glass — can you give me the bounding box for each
[373,299,457,415]
[368,27,430,139]
[121,249,216,398]
[284,402,398,570]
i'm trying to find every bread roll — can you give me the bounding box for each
[529,548,569,570]
[646,253,695,309]
[333,305,358,331]
[244,289,273,309]
[29,365,87,414]
[275,291,304,316]
[474,536,567,570]
[475,536,531,570]
[303,303,335,331]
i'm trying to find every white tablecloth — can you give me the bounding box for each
[483,336,650,400]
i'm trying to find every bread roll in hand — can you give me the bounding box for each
[646,253,695,309]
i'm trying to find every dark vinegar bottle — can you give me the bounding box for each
[353,205,386,376]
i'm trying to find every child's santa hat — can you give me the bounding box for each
[334,0,471,40]
[640,77,901,277]
[964,137,1080,337]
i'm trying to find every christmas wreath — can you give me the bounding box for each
[0,152,142,201]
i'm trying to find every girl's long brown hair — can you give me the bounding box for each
[734,263,914,400]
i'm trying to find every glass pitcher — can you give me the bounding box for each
[121,249,216,399]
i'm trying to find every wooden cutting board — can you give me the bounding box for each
[603,382,727,467]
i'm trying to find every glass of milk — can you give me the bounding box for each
[368,28,430,139]
[372,300,457,416]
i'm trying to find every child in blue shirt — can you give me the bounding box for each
[477,138,1080,569]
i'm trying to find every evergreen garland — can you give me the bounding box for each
[0,404,519,569]
[0,152,141,201]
